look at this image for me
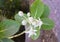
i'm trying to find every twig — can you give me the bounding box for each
[8,31,25,39]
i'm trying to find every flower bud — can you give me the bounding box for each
[22,20,27,25]
[18,11,24,16]
[27,12,30,17]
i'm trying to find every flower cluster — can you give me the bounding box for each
[18,11,43,37]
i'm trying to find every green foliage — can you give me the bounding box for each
[0,0,5,8]
[30,0,44,19]
[0,19,20,39]
[14,13,27,23]
[30,0,54,40]
[14,14,23,23]
[41,18,54,30]
[0,38,14,42]
[31,27,40,40]
[41,5,50,18]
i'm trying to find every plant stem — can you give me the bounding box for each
[23,16,31,24]
[8,31,25,39]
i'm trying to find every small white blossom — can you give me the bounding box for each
[32,21,37,26]
[27,12,30,17]
[25,27,37,37]
[37,20,43,26]
[31,18,43,28]
[37,19,43,27]
[28,17,34,22]
[18,11,24,16]
[22,20,27,25]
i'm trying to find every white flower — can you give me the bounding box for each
[37,19,43,27]
[18,11,24,16]
[35,18,43,29]
[32,21,37,26]
[37,20,43,26]
[27,12,30,17]
[31,18,43,28]
[25,27,37,37]
[22,20,27,25]
[28,17,34,22]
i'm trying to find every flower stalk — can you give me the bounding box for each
[8,31,25,39]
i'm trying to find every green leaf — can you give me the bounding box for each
[30,0,44,19]
[31,27,40,40]
[41,5,50,18]
[41,18,54,30]
[14,14,23,23]
[0,19,20,39]
[0,38,14,42]
[14,13,27,23]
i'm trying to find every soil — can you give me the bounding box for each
[26,30,58,42]
[40,30,58,42]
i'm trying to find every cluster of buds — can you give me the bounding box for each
[18,11,43,37]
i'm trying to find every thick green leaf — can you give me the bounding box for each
[0,19,20,38]
[41,18,54,30]
[30,0,44,19]
[31,27,40,40]
[0,38,14,42]
[41,5,50,18]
